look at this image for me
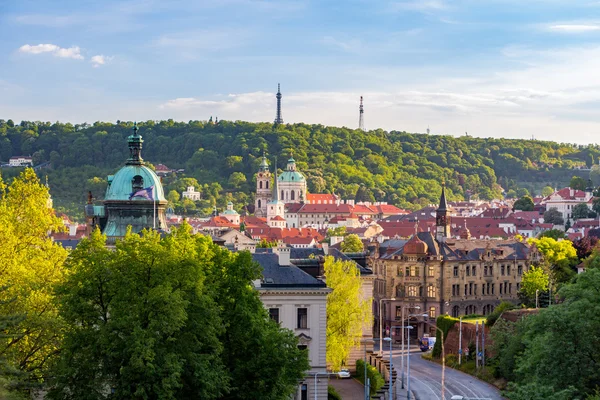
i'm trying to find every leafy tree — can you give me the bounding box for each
[256,238,277,248]
[571,203,591,220]
[519,266,549,305]
[340,234,363,253]
[326,227,347,238]
[49,225,308,400]
[538,228,567,240]
[508,269,600,399]
[513,196,534,211]
[527,237,578,284]
[542,208,564,225]
[541,186,554,197]
[516,188,530,197]
[569,175,587,191]
[590,165,600,186]
[228,172,247,189]
[167,189,180,204]
[324,256,370,372]
[0,169,67,386]
[592,197,600,216]
[572,236,598,260]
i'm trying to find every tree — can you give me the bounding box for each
[571,203,590,220]
[228,172,247,189]
[49,225,308,400]
[0,169,67,387]
[592,197,600,216]
[590,165,600,186]
[542,208,564,225]
[569,175,587,191]
[167,189,180,204]
[520,266,549,302]
[340,234,363,253]
[572,236,598,260]
[527,237,578,284]
[324,256,371,372]
[538,229,567,240]
[326,227,347,238]
[256,238,277,248]
[541,186,554,197]
[513,196,534,211]
[507,269,600,399]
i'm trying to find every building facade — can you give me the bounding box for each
[371,186,535,340]
[182,186,201,201]
[255,155,272,217]
[278,156,307,204]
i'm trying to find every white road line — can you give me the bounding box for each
[409,374,441,400]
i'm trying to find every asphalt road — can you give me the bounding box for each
[393,349,504,400]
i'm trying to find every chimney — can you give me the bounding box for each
[277,246,291,266]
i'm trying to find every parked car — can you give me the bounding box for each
[337,369,351,379]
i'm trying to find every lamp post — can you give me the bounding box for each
[378,297,395,356]
[312,372,331,400]
[383,337,393,400]
[400,305,420,389]
[361,339,375,400]
[421,316,446,400]
[402,325,413,399]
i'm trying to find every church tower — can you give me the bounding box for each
[267,159,286,228]
[436,183,450,242]
[255,154,272,217]
[274,83,283,125]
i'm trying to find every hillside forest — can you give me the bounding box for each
[0,118,599,219]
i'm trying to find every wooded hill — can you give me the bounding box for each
[0,118,597,219]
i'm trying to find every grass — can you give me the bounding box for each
[461,316,487,325]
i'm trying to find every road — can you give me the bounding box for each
[392,349,504,400]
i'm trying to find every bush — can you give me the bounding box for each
[356,359,385,395]
[446,353,458,368]
[432,315,459,358]
[328,385,342,400]
[485,301,516,327]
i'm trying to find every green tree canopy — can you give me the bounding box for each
[324,256,370,371]
[569,175,587,190]
[541,186,554,197]
[340,234,364,253]
[571,203,591,220]
[528,237,578,283]
[513,196,535,211]
[542,208,564,225]
[48,225,308,400]
[519,266,549,304]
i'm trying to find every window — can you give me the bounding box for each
[419,286,423,297]
[427,266,435,277]
[453,266,459,277]
[407,286,418,297]
[257,199,261,208]
[259,181,263,189]
[501,265,505,276]
[269,308,279,323]
[499,283,503,295]
[301,384,308,400]
[132,175,144,190]
[451,305,460,318]
[518,265,523,275]
[474,284,477,296]
[396,306,403,318]
[517,282,521,291]
[482,284,486,295]
[429,307,436,318]
[464,284,468,296]
[281,190,284,199]
[489,266,493,275]
[409,266,419,277]
[472,266,476,276]
[466,266,471,276]
[297,345,307,351]
[492,283,495,295]
[266,181,269,189]
[468,283,473,296]
[395,285,404,298]
[427,286,436,298]
[297,308,308,329]
[291,191,295,200]
[509,283,512,294]
[507,265,511,275]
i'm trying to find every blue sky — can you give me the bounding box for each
[3,0,600,143]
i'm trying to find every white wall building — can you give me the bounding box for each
[253,248,331,400]
[181,186,201,201]
[542,187,593,221]
[9,156,33,167]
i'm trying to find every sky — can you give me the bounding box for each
[3,0,600,143]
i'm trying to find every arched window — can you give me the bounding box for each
[257,199,261,208]
[291,191,295,200]
[281,190,284,200]
[259,181,263,189]
[266,181,269,189]
[132,175,144,191]
[451,305,460,318]
[395,285,404,298]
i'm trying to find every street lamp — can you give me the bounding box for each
[421,316,447,400]
[400,305,420,389]
[378,297,395,355]
[311,372,332,400]
[383,337,393,400]
[407,313,428,400]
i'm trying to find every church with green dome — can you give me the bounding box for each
[85,123,168,243]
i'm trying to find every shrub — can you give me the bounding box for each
[446,353,458,368]
[356,359,385,395]
[328,385,342,400]
[432,315,459,358]
[485,301,516,327]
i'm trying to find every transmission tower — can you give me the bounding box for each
[359,96,365,131]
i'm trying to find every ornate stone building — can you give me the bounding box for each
[85,122,168,243]
[277,156,307,204]
[371,186,535,340]
[254,155,272,217]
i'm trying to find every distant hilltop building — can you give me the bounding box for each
[85,122,168,243]
[9,156,32,167]
[182,186,201,201]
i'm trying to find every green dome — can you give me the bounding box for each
[105,165,166,201]
[279,171,305,182]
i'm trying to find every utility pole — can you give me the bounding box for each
[458,316,463,365]
[475,321,479,370]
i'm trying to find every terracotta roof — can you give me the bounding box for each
[271,215,286,221]
[306,193,338,203]
[298,204,353,214]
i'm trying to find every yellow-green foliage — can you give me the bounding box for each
[325,256,371,371]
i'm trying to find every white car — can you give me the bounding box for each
[337,369,351,379]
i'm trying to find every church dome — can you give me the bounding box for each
[279,170,305,183]
[105,165,166,202]
[404,234,428,255]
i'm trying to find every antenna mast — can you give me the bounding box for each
[359,96,365,131]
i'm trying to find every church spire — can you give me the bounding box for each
[359,96,365,131]
[274,84,283,125]
[126,121,144,166]
[436,182,450,241]
[438,182,448,211]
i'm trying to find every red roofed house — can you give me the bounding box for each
[542,187,593,221]
[306,193,338,204]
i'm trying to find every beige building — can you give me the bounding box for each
[253,248,331,400]
[371,186,535,340]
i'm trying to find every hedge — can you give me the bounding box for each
[432,315,459,358]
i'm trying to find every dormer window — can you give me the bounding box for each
[132,175,144,191]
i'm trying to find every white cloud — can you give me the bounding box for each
[18,44,84,60]
[547,23,600,33]
[90,55,112,67]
